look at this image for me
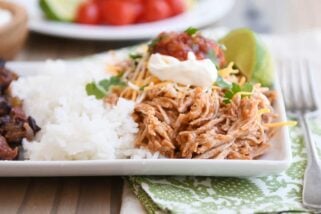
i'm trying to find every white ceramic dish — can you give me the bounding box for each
[10,0,235,40]
[0,60,292,177]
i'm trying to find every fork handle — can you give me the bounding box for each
[300,113,321,210]
[301,113,320,166]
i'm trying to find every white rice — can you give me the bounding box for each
[11,60,159,160]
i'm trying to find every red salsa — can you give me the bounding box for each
[149,31,226,67]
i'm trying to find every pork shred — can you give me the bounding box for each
[0,64,40,160]
[133,83,277,159]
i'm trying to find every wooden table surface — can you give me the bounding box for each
[3,0,321,213]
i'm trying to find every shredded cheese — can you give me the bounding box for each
[144,81,172,91]
[127,82,140,91]
[258,108,271,114]
[218,62,239,77]
[239,76,246,86]
[236,92,253,96]
[264,121,297,128]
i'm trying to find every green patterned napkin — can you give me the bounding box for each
[126,116,321,214]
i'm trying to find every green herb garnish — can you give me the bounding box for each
[148,37,160,49]
[223,82,253,104]
[99,76,126,90]
[86,82,106,99]
[241,82,253,92]
[139,84,148,91]
[86,76,126,99]
[129,53,142,60]
[184,27,199,36]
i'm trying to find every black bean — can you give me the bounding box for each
[27,116,41,134]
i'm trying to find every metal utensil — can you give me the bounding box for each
[279,59,321,211]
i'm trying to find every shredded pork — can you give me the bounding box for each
[103,31,281,160]
[133,83,277,159]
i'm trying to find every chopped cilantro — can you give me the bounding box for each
[224,91,234,104]
[148,37,160,49]
[184,27,199,36]
[139,84,148,91]
[223,82,253,104]
[241,82,253,93]
[99,76,126,89]
[129,53,142,60]
[85,82,106,99]
[86,76,126,99]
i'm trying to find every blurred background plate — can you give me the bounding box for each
[11,0,235,40]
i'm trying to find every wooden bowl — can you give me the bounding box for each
[0,1,28,60]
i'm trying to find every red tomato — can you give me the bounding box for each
[101,0,141,25]
[142,0,172,22]
[166,0,186,16]
[75,1,100,25]
[125,0,143,3]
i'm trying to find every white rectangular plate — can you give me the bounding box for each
[0,61,292,177]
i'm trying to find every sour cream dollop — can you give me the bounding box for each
[0,8,12,28]
[148,52,217,88]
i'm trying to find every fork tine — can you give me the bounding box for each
[305,60,319,111]
[278,60,292,111]
[290,60,304,111]
[297,60,310,111]
[278,59,319,113]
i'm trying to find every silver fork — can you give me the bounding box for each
[279,59,321,211]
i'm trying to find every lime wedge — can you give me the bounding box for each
[219,28,274,87]
[39,0,83,22]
